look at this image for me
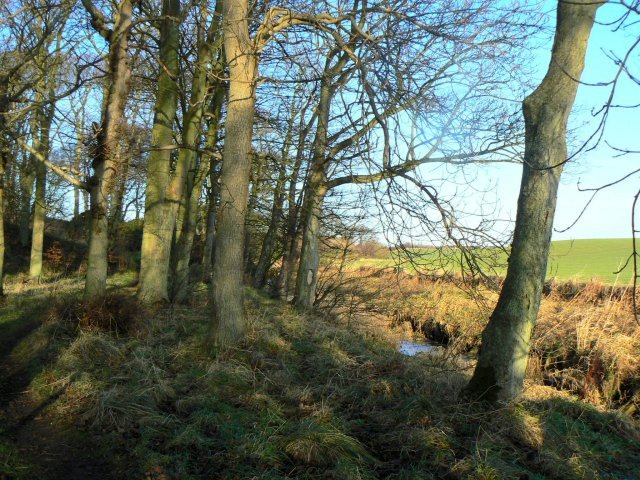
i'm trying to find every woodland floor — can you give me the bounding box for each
[0,272,639,479]
[0,280,129,479]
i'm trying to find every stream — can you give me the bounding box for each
[398,340,440,356]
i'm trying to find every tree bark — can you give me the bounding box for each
[294,168,328,310]
[294,65,337,310]
[209,0,257,347]
[18,152,35,248]
[172,79,224,303]
[73,132,83,218]
[29,101,53,280]
[253,160,287,288]
[201,163,219,282]
[273,102,315,299]
[242,154,265,276]
[84,0,134,299]
[137,0,181,303]
[466,0,601,402]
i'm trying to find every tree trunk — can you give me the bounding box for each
[294,70,336,310]
[73,135,82,218]
[209,0,257,347]
[84,0,133,299]
[202,160,220,282]
[294,169,328,310]
[243,155,264,276]
[29,103,53,280]
[171,154,204,303]
[0,149,6,297]
[466,0,601,402]
[29,72,55,280]
[108,151,130,239]
[137,0,181,303]
[253,161,287,288]
[0,155,5,297]
[0,79,11,297]
[254,93,297,289]
[273,104,313,299]
[18,154,35,248]
[172,80,224,302]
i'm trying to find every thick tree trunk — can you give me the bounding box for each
[137,0,181,303]
[466,0,601,402]
[209,0,257,347]
[84,0,133,299]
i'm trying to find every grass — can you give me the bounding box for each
[352,238,636,284]
[547,239,634,284]
[1,276,639,478]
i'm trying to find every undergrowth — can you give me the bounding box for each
[1,282,640,479]
[359,270,640,413]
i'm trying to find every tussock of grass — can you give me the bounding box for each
[282,419,375,467]
[2,282,640,479]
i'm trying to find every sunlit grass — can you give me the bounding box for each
[351,238,635,284]
[1,276,639,478]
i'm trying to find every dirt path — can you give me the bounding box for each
[0,307,119,479]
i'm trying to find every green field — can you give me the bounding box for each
[547,239,634,284]
[353,238,636,285]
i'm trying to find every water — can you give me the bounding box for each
[398,340,437,356]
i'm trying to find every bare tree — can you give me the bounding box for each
[466,0,602,402]
[82,0,136,298]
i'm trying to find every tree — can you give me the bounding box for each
[82,0,136,299]
[0,0,75,294]
[137,0,182,303]
[291,0,534,310]
[170,0,225,303]
[208,0,258,346]
[466,0,603,402]
[208,1,344,346]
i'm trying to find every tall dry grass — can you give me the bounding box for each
[324,267,640,412]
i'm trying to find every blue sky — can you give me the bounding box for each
[503,1,640,240]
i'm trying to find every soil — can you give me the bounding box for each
[0,310,118,479]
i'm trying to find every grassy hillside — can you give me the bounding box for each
[1,277,639,479]
[0,276,640,480]
[353,239,636,285]
[548,239,634,284]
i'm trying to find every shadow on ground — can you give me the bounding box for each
[0,294,119,479]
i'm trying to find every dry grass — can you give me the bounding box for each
[48,292,144,335]
[329,267,640,412]
[2,276,640,479]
